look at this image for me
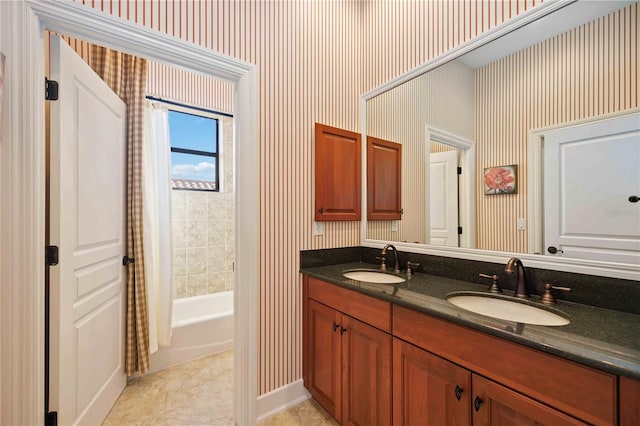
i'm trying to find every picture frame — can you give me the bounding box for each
[484,164,517,195]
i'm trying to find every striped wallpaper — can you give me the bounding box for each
[146,62,233,113]
[72,0,548,395]
[475,2,639,252]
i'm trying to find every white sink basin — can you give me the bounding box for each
[447,292,570,326]
[342,269,406,284]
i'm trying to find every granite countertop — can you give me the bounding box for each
[301,261,640,381]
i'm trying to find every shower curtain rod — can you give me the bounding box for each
[145,95,234,118]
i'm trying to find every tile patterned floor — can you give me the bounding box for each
[102,350,337,426]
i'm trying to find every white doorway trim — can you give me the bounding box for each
[527,108,640,256]
[0,1,259,424]
[425,126,476,249]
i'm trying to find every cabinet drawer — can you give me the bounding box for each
[308,277,391,332]
[393,305,617,425]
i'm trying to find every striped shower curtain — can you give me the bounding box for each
[91,46,150,375]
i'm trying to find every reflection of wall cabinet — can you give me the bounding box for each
[314,123,361,221]
[367,136,402,220]
[303,277,392,425]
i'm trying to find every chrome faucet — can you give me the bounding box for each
[381,244,401,273]
[505,257,529,299]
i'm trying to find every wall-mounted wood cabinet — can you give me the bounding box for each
[314,123,361,221]
[367,136,402,221]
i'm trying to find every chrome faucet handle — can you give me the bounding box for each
[540,283,571,305]
[376,255,387,271]
[406,261,420,279]
[479,273,502,294]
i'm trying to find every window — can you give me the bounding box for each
[169,109,219,191]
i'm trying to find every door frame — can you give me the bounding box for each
[0,1,259,424]
[527,108,640,256]
[425,126,476,249]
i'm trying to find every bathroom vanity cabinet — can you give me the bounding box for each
[303,277,392,425]
[619,376,640,425]
[303,275,624,426]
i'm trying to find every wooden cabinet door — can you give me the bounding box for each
[315,123,362,221]
[620,376,640,426]
[367,136,402,220]
[471,375,586,426]
[341,315,392,426]
[393,338,471,426]
[307,300,343,421]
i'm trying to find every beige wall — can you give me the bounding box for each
[73,0,549,395]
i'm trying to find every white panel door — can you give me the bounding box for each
[429,150,459,246]
[48,36,127,425]
[544,113,640,263]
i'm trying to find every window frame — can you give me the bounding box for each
[167,104,221,192]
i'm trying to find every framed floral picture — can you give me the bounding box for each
[484,164,517,195]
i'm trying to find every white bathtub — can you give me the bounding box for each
[149,291,234,372]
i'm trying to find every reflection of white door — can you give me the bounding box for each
[543,113,640,263]
[48,36,127,425]
[429,150,459,246]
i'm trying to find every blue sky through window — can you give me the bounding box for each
[169,110,218,183]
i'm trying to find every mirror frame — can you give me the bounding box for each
[359,0,640,281]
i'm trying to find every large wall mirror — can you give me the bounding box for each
[362,0,639,279]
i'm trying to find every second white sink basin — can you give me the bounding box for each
[342,269,406,284]
[447,292,570,326]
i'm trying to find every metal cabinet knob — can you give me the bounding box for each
[474,396,483,412]
[454,385,464,401]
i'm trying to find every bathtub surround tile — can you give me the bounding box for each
[225,198,234,221]
[172,220,187,249]
[187,191,208,220]
[172,189,187,207]
[207,246,227,273]
[174,276,187,299]
[208,220,226,247]
[225,271,235,291]
[174,248,187,277]
[187,273,207,297]
[187,220,208,248]
[207,272,227,293]
[187,248,207,275]
[208,195,226,220]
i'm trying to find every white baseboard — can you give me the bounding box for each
[256,379,311,423]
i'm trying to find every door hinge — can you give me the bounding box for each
[46,411,58,426]
[458,226,463,235]
[457,167,462,175]
[46,245,59,266]
[45,78,59,101]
